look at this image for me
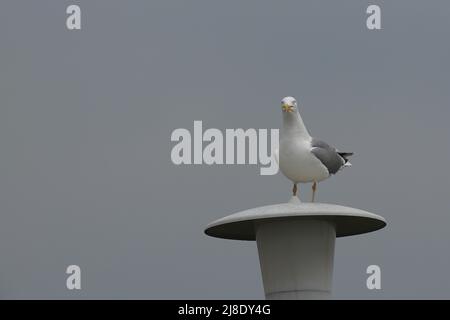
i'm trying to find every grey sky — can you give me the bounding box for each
[0,0,449,299]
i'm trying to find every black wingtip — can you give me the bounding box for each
[338,152,353,163]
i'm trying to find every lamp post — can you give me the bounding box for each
[205,196,386,299]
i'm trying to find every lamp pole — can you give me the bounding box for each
[205,196,386,299]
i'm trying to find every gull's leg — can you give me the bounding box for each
[292,183,298,196]
[311,181,317,202]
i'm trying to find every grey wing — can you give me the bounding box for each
[310,138,346,175]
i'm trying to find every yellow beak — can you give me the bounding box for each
[282,104,294,112]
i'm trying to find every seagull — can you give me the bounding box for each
[276,96,353,202]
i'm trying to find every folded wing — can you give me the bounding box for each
[310,138,353,175]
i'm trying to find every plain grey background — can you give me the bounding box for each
[0,0,449,299]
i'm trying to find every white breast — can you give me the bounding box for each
[279,137,329,183]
